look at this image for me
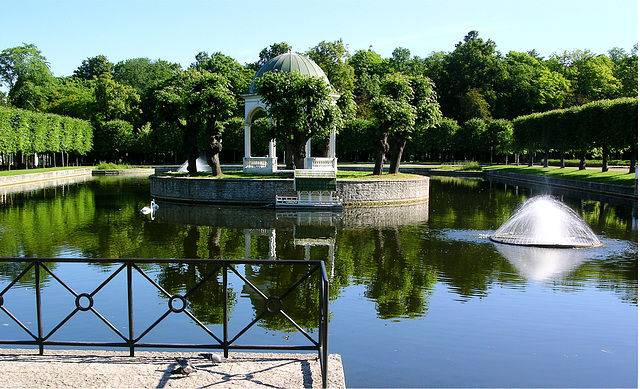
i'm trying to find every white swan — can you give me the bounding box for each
[141,199,158,215]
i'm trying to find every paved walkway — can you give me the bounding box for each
[0,349,345,388]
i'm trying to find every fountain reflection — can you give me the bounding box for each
[493,243,589,281]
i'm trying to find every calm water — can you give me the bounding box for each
[0,174,636,388]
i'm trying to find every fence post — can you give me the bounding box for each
[127,262,134,356]
[35,261,43,355]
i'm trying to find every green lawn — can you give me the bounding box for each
[485,165,637,187]
[167,170,421,180]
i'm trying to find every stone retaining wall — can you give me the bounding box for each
[485,170,637,200]
[0,168,92,186]
[150,175,430,206]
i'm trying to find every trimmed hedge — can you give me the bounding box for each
[0,106,93,164]
[513,98,638,162]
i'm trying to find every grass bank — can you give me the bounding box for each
[166,170,421,180]
[485,165,636,187]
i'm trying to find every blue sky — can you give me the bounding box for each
[2,0,638,78]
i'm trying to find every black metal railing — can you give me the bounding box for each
[0,257,330,387]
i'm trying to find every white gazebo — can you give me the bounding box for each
[242,52,340,174]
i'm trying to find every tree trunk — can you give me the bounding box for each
[205,137,223,176]
[601,145,609,172]
[388,133,407,174]
[285,132,308,170]
[560,150,566,168]
[629,147,637,174]
[373,133,389,175]
[205,121,223,176]
[528,151,534,167]
[543,149,549,168]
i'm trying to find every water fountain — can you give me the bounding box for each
[490,195,602,248]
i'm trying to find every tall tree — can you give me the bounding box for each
[0,43,51,90]
[437,31,504,121]
[371,74,441,174]
[73,55,114,80]
[93,73,141,124]
[190,52,253,117]
[349,48,387,118]
[548,49,621,106]
[306,39,355,94]
[113,58,181,96]
[495,51,569,118]
[153,69,236,175]
[254,71,341,169]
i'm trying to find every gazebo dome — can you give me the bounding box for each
[248,52,330,93]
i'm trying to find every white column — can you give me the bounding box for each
[305,139,312,169]
[329,129,336,158]
[244,124,251,158]
[269,139,276,158]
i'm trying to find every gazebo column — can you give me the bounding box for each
[305,140,312,169]
[244,123,251,159]
[329,129,336,159]
[269,139,276,158]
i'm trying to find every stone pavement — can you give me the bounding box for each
[0,349,345,388]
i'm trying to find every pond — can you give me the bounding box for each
[0,174,636,388]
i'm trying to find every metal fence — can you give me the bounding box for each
[0,257,330,387]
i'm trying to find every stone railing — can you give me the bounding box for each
[243,157,278,174]
[304,157,337,171]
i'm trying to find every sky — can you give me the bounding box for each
[1,0,638,79]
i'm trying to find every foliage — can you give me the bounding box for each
[73,55,114,80]
[93,120,134,160]
[152,68,236,175]
[0,36,637,167]
[255,71,342,169]
[0,43,51,90]
[370,73,441,174]
[0,106,93,158]
[95,161,132,169]
[513,97,638,171]
[306,39,355,94]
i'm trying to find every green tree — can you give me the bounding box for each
[73,55,114,80]
[93,119,133,161]
[437,31,504,121]
[458,87,491,121]
[608,45,638,98]
[93,73,141,123]
[487,119,514,164]
[113,58,181,96]
[190,52,253,117]
[0,43,51,90]
[349,48,388,118]
[153,69,236,175]
[548,49,621,106]
[456,118,488,160]
[371,74,441,174]
[306,39,355,94]
[254,71,341,169]
[496,51,569,118]
[43,77,95,120]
